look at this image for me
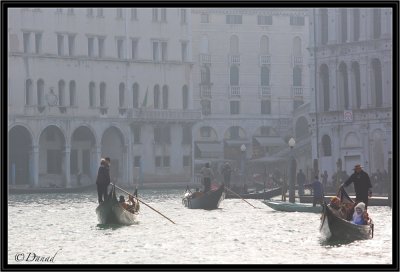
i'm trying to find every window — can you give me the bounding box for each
[153,41,159,61]
[340,9,348,43]
[100,82,106,107]
[353,9,360,41]
[290,16,305,26]
[162,86,168,109]
[37,79,45,106]
[201,100,211,115]
[320,9,328,45]
[154,127,162,144]
[164,127,171,144]
[230,127,239,139]
[89,82,95,107]
[131,8,138,20]
[201,66,211,84]
[181,9,187,24]
[183,156,190,167]
[69,81,76,106]
[182,85,189,109]
[182,125,191,144]
[258,15,272,25]
[116,8,123,19]
[200,127,211,137]
[261,66,270,86]
[35,33,42,54]
[87,8,94,17]
[261,100,271,114]
[154,85,160,109]
[25,79,33,105]
[293,66,302,86]
[98,37,105,58]
[47,150,62,174]
[230,101,240,114]
[322,135,332,156]
[57,34,64,56]
[88,37,94,57]
[163,156,170,167]
[230,66,239,85]
[58,80,65,106]
[132,83,139,108]
[201,13,209,23]
[226,15,242,24]
[152,8,159,22]
[260,35,269,54]
[117,38,124,59]
[134,156,141,167]
[133,125,141,144]
[131,39,138,60]
[97,8,103,17]
[68,34,75,56]
[155,156,162,167]
[161,8,167,22]
[181,41,188,62]
[119,83,125,107]
[161,41,167,61]
[23,32,30,53]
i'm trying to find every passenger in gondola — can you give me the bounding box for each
[200,162,214,193]
[119,195,128,209]
[304,176,324,207]
[351,202,366,225]
[96,157,111,203]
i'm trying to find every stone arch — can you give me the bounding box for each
[344,132,360,148]
[321,134,332,157]
[101,126,126,181]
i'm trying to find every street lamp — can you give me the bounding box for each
[240,144,246,192]
[288,137,296,203]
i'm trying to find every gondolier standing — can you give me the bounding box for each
[341,164,372,208]
[96,157,111,203]
[200,162,214,193]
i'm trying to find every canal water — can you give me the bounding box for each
[7,189,393,265]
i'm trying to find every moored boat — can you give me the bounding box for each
[262,200,323,213]
[319,188,374,241]
[182,184,225,210]
[225,187,282,199]
[95,185,139,225]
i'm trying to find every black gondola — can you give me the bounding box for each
[320,188,374,241]
[182,184,225,210]
[95,185,139,225]
[225,187,282,199]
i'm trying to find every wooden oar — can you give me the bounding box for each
[224,185,259,209]
[111,183,176,225]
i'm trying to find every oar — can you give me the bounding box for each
[111,183,176,225]
[224,185,259,209]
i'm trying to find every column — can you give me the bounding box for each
[346,60,354,108]
[32,145,39,187]
[328,9,338,44]
[123,145,128,185]
[382,55,392,107]
[359,57,369,109]
[328,61,338,111]
[64,145,71,187]
[347,8,353,42]
[359,9,368,41]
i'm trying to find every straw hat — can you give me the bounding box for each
[353,164,363,170]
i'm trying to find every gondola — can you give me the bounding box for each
[225,187,282,199]
[95,185,139,225]
[182,184,225,210]
[319,188,374,240]
[262,200,323,213]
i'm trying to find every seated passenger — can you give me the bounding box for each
[119,195,128,209]
[351,202,366,225]
[330,196,341,209]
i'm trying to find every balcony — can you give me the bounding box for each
[259,55,271,66]
[259,86,271,97]
[293,56,303,65]
[130,108,201,122]
[200,85,212,98]
[199,54,211,64]
[229,85,240,97]
[229,55,240,65]
[292,86,303,96]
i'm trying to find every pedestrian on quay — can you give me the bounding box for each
[221,161,232,187]
[297,169,306,196]
[340,164,372,209]
[96,157,111,203]
[304,176,325,207]
[200,162,214,193]
[321,170,328,189]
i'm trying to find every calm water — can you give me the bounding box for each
[7,189,393,264]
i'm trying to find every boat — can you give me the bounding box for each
[182,184,225,210]
[95,185,139,225]
[262,200,323,213]
[299,195,389,206]
[319,188,374,240]
[225,187,282,199]
[9,183,95,194]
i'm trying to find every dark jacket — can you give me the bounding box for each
[96,165,110,186]
[305,180,324,198]
[343,170,372,199]
[297,172,306,185]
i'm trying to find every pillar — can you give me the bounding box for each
[64,145,71,187]
[32,145,39,187]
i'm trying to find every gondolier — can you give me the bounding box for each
[96,157,111,203]
[200,162,214,193]
[340,164,372,208]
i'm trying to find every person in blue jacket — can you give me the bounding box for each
[304,176,324,207]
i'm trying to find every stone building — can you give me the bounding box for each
[308,8,392,182]
[8,8,201,187]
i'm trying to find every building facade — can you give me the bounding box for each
[8,8,201,187]
[308,8,392,180]
[191,8,311,182]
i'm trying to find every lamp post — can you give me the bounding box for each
[240,144,246,190]
[288,138,296,203]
